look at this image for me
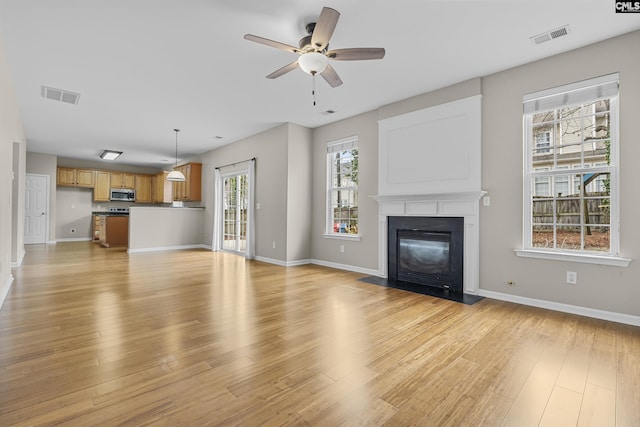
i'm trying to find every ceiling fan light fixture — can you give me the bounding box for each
[298,52,329,75]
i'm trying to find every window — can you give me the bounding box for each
[533,167,551,197]
[222,173,248,253]
[535,130,552,154]
[523,74,619,256]
[326,137,359,236]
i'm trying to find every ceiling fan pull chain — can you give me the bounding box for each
[312,73,317,106]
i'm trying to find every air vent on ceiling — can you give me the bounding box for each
[41,86,81,105]
[530,25,571,45]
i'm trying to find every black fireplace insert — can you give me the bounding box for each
[388,216,464,293]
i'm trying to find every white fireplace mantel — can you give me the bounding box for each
[372,191,486,295]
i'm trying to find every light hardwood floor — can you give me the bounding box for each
[1,242,639,426]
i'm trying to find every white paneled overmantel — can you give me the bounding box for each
[374,95,485,295]
[377,95,482,196]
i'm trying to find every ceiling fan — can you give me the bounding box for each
[244,7,385,89]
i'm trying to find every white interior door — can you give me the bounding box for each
[24,174,49,244]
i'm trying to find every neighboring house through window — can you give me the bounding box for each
[522,74,619,256]
[326,136,359,236]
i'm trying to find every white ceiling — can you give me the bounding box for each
[1,0,638,168]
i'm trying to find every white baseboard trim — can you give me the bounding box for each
[478,289,640,327]
[287,259,312,267]
[253,256,301,267]
[11,249,26,268]
[252,256,378,276]
[310,259,379,276]
[47,240,57,245]
[0,275,14,310]
[56,237,93,243]
[127,244,209,254]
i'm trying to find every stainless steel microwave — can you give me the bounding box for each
[110,188,135,201]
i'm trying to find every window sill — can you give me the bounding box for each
[514,249,631,267]
[323,234,361,241]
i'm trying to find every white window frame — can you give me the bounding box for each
[324,136,360,240]
[517,73,630,267]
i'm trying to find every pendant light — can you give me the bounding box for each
[166,128,186,182]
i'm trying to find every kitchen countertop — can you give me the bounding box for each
[92,211,129,216]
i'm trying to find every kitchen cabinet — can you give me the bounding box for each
[135,174,153,203]
[99,215,129,247]
[110,172,135,189]
[93,215,101,241]
[57,167,95,188]
[94,170,111,202]
[172,162,202,202]
[152,171,173,203]
[97,216,106,242]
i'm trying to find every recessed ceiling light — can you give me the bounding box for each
[99,150,122,160]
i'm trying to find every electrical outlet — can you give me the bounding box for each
[566,271,577,285]
[272,241,276,249]
[483,196,491,206]
[340,245,345,253]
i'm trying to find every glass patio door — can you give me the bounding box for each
[222,173,248,253]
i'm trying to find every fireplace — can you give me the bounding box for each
[388,216,464,293]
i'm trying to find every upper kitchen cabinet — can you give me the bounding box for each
[94,170,111,202]
[110,172,135,189]
[135,174,153,203]
[57,167,95,188]
[152,172,173,203]
[172,162,202,202]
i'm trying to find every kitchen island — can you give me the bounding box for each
[92,211,129,247]
[127,206,205,253]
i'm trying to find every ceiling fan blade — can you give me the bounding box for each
[311,7,340,50]
[327,48,386,61]
[266,61,299,79]
[320,64,343,88]
[244,34,300,54]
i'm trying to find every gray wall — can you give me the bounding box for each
[11,141,25,263]
[311,110,379,271]
[25,152,57,242]
[479,30,640,316]
[286,123,312,262]
[55,187,94,240]
[0,34,26,306]
[200,123,290,261]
